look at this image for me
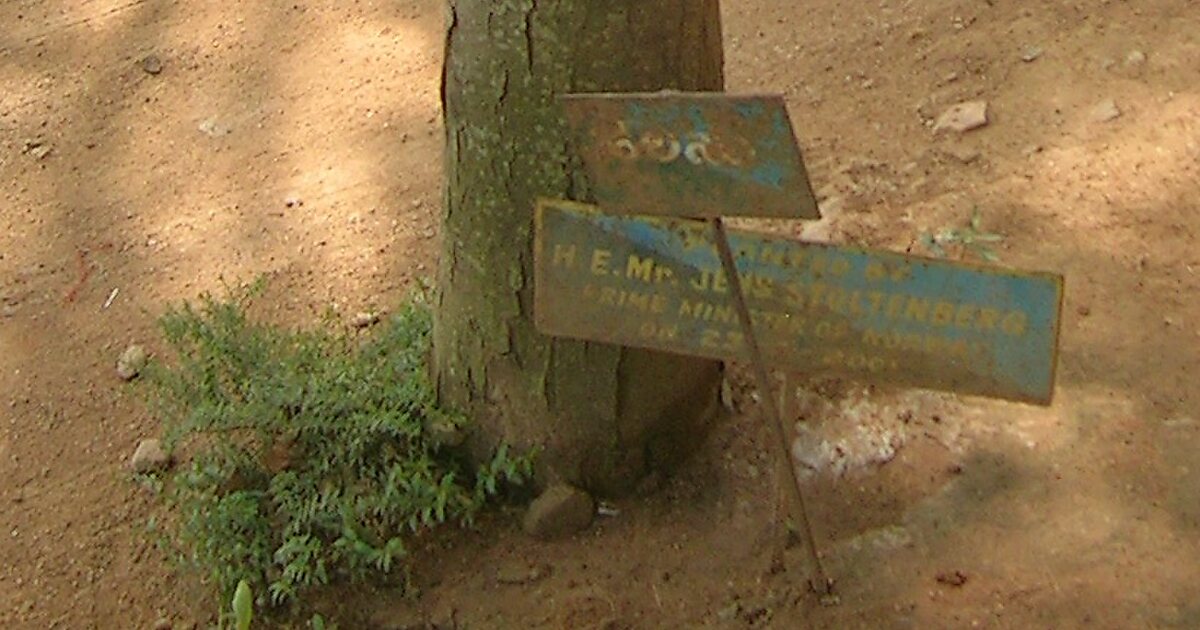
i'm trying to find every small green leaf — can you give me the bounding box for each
[233,579,253,630]
[970,207,984,231]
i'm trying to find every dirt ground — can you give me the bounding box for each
[2,0,1198,628]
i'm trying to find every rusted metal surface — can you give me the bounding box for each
[558,92,819,219]
[710,217,833,594]
[534,199,1064,405]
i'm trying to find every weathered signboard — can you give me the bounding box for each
[559,92,819,219]
[534,199,1064,405]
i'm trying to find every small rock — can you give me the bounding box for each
[29,145,52,160]
[944,145,981,164]
[152,617,172,630]
[284,196,302,208]
[800,220,834,243]
[495,561,549,586]
[933,100,989,134]
[130,439,172,474]
[935,570,969,587]
[116,345,147,381]
[141,55,164,75]
[1125,50,1147,67]
[197,119,230,137]
[351,312,380,329]
[818,195,845,217]
[1091,99,1121,123]
[522,484,594,540]
[1021,144,1044,157]
[1020,46,1043,62]
[21,138,42,153]
[719,377,736,411]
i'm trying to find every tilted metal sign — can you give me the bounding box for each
[534,199,1064,405]
[558,92,819,219]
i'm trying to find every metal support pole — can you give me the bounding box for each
[710,217,834,596]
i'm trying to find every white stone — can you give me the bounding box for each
[130,439,171,473]
[1091,99,1121,123]
[933,101,989,133]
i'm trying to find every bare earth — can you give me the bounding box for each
[1,0,1198,628]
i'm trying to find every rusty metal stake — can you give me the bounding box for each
[710,217,834,596]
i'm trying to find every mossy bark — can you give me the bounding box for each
[435,0,725,496]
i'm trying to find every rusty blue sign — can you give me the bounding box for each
[534,199,1063,405]
[558,92,819,219]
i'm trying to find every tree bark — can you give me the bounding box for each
[436,0,725,496]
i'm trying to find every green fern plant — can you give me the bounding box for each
[139,281,533,623]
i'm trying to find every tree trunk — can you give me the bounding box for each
[436,0,725,496]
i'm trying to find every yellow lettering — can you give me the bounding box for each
[640,322,678,341]
[690,270,728,293]
[865,261,887,282]
[759,246,786,267]
[784,283,808,309]
[552,244,577,268]
[824,287,847,313]
[977,308,1000,331]
[809,283,828,309]
[746,275,774,299]
[679,300,705,319]
[955,304,976,329]
[866,292,885,314]
[700,329,721,349]
[830,257,852,277]
[626,255,656,282]
[885,294,905,318]
[904,297,930,323]
[846,291,865,316]
[1002,311,1028,336]
[944,338,970,358]
[712,271,728,294]
[591,249,612,276]
[932,301,956,326]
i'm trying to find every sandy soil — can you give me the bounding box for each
[1,0,1197,628]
